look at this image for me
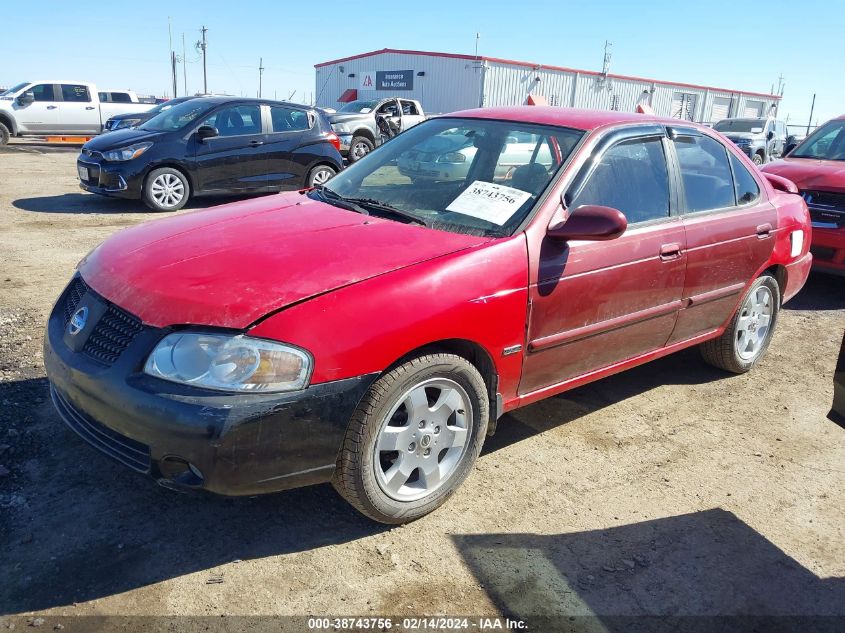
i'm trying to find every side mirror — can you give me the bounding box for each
[766,130,774,140]
[17,91,34,106]
[196,125,218,141]
[547,204,628,242]
[784,138,798,156]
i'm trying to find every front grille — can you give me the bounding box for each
[82,304,144,365]
[61,276,144,366]
[802,190,845,228]
[51,386,151,474]
[63,276,89,324]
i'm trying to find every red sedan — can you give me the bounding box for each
[45,107,811,523]
[761,114,845,276]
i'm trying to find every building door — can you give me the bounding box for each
[710,96,731,124]
[743,100,764,118]
[671,93,697,121]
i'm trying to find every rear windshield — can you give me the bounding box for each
[713,119,766,133]
[339,100,379,113]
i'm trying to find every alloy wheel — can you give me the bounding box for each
[311,167,334,186]
[735,285,774,360]
[373,378,472,502]
[151,173,185,208]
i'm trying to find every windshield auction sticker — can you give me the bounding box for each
[446,180,532,226]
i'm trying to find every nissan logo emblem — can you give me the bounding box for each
[68,306,89,336]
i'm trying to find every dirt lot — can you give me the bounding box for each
[1,142,844,628]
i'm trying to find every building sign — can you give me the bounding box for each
[376,70,414,91]
[359,72,375,90]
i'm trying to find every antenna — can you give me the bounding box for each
[258,57,264,98]
[475,32,480,59]
[597,40,613,91]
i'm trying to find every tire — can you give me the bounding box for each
[347,136,374,163]
[333,353,489,524]
[752,152,764,166]
[0,122,10,146]
[307,164,336,188]
[142,167,190,212]
[700,274,780,374]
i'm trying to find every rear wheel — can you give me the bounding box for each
[307,164,336,188]
[0,122,10,146]
[700,274,780,373]
[348,136,374,163]
[333,353,489,524]
[752,152,764,166]
[142,167,190,212]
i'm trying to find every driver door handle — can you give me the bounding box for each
[85,106,95,110]
[46,105,57,110]
[659,243,682,260]
[249,140,264,147]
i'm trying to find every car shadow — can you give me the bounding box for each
[484,346,728,455]
[12,192,271,215]
[453,508,845,629]
[783,273,845,311]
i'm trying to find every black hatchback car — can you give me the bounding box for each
[78,97,343,211]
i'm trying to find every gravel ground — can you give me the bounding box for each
[1,142,844,628]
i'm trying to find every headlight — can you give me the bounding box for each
[437,152,467,163]
[332,123,348,133]
[116,118,142,130]
[143,332,312,393]
[103,142,153,162]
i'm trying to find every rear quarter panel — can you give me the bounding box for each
[248,236,529,404]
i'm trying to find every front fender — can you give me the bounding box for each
[248,235,530,404]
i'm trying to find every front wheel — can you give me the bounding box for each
[700,274,780,373]
[347,136,374,163]
[142,167,190,211]
[752,152,764,166]
[333,353,489,524]
[0,122,10,146]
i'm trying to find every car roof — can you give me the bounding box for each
[190,96,313,110]
[444,106,709,133]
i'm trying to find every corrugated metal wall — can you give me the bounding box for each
[316,53,778,123]
[315,52,482,115]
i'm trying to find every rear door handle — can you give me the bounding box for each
[85,106,95,110]
[249,140,264,147]
[46,105,58,110]
[659,243,682,260]
[756,223,773,238]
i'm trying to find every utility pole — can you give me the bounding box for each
[199,26,208,94]
[171,51,178,99]
[806,93,816,136]
[258,57,264,98]
[182,33,188,96]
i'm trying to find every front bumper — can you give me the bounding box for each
[77,158,141,199]
[44,276,377,496]
[810,226,845,276]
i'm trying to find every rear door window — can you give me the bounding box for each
[201,104,263,137]
[730,153,760,205]
[270,106,310,132]
[61,84,91,102]
[400,100,419,115]
[570,137,671,224]
[673,134,736,212]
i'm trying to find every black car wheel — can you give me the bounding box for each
[0,122,10,146]
[348,136,374,163]
[752,152,764,166]
[308,164,336,188]
[142,167,190,212]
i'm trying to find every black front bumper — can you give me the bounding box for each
[44,277,377,495]
[77,158,142,200]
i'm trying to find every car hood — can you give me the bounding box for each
[327,112,372,124]
[761,158,845,192]
[79,192,490,329]
[721,132,761,142]
[83,128,165,151]
[107,111,154,122]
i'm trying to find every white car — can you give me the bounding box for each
[0,81,154,144]
[397,129,555,183]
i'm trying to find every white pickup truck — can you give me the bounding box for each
[0,81,154,144]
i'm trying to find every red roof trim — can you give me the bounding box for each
[315,48,781,101]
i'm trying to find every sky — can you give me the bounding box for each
[2,0,843,128]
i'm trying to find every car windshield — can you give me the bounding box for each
[339,100,379,113]
[790,119,845,160]
[148,97,193,115]
[713,119,766,133]
[0,82,29,97]
[317,117,584,237]
[139,100,216,132]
